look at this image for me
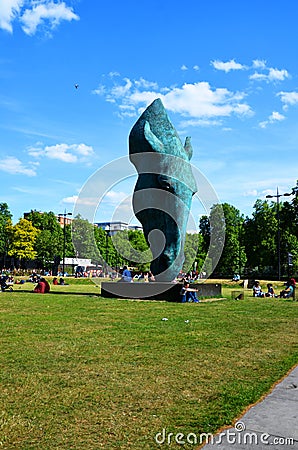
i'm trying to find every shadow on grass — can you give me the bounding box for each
[10,289,100,296]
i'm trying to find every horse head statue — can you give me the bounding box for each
[129,98,197,281]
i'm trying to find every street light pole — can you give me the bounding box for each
[266,187,293,280]
[105,224,110,277]
[58,210,72,276]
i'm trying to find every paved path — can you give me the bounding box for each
[202,365,298,449]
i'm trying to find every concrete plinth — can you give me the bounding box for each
[100,282,222,302]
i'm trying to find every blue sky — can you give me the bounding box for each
[1,0,298,227]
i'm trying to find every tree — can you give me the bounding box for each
[8,219,39,266]
[183,232,202,273]
[200,203,246,278]
[0,203,13,267]
[71,215,101,262]
[25,210,64,268]
[111,229,151,271]
[244,200,277,277]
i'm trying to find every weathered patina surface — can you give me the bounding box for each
[129,98,197,281]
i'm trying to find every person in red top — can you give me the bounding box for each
[33,280,46,293]
[33,278,50,293]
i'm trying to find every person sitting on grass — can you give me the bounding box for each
[279,280,294,298]
[33,277,50,294]
[265,283,276,298]
[120,266,133,282]
[180,281,200,303]
[252,281,264,297]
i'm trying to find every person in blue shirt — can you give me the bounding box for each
[279,280,294,298]
[121,266,133,282]
[180,281,200,303]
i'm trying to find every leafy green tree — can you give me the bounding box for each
[214,203,246,277]
[183,232,201,273]
[8,219,39,264]
[25,210,64,268]
[200,203,246,277]
[111,229,151,271]
[244,200,277,276]
[199,215,210,255]
[71,215,101,262]
[0,203,13,267]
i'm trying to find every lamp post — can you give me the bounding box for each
[105,224,110,277]
[58,210,72,276]
[266,187,293,280]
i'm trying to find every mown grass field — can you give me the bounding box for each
[0,280,297,449]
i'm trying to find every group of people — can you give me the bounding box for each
[253,278,296,299]
[118,267,200,303]
[118,266,156,283]
[33,276,66,293]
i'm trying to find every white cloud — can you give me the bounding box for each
[21,1,79,35]
[63,195,78,203]
[140,82,253,119]
[277,91,298,110]
[0,156,36,176]
[108,71,120,77]
[270,111,285,121]
[243,189,258,197]
[104,191,129,204]
[259,110,285,128]
[0,0,23,33]
[193,65,200,71]
[0,1,79,35]
[134,78,158,90]
[250,67,289,83]
[181,65,188,71]
[92,85,106,96]
[252,59,267,69]
[62,195,98,206]
[94,75,253,122]
[28,142,94,163]
[110,78,133,99]
[211,59,246,72]
[179,118,223,128]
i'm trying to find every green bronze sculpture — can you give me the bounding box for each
[129,98,197,281]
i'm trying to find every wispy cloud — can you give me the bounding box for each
[250,67,289,83]
[211,59,246,72]
[259,111,285,128]
[0,0,79,35]
[62,195,98,206]
[0,156,36,176]
[28,142,94,163]
[0,0,23,33]
[103,190,129,205]
[252,59,267,69]
[277,90,298,110]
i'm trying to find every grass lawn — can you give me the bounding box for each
[0,281,297,449]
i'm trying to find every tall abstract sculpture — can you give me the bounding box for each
[129,98,197,281]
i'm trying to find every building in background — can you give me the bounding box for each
[94,221,142,236]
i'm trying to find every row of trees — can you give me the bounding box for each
[0,181,297,279]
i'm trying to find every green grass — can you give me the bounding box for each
[0,283,297,449]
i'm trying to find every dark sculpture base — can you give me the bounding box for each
[101,282,222,302]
